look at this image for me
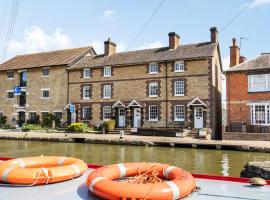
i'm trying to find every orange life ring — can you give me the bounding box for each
[86,162,196,200]
[0,156,87,185]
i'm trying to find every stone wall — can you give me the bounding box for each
[223,132,270,141]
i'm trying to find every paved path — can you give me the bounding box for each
[0,130,270,152]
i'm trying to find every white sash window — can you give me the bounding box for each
[248,74,270,92]
[250,104,270,125]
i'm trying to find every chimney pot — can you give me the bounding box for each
[210,27,218,43]
[239,56,246,64]
[104,38,116,56]
[168,32,180,49]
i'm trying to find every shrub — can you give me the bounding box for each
[67,122,93,133]
[21,124,43,132]
[0,116,7,125]
[104,120,116,132]
[2,124,15,129]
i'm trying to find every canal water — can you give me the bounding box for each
[1,139,270,177]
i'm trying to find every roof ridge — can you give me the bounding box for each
[14,46,91,57]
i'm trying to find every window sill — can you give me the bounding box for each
[42,76,50,78]
[174,94,184,97]
[83,77,91,79]
[7,78,14,80]
[41,98,50,100]
[103,97,111,99]
[103,75,111,78]
[149,95,158,98]
[174,70,184,73]
[83,97,91,100]
[148,119,159,122]
[149,72,158,75]
[174,119,184,122]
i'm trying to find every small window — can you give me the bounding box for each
[149,63,158,74]
[54,112,62,120]
[104,67,111,77]
[83,85,91,99]
[175,80,185,96]
[149,82,158,97]
[149,105,159,121]
[174,61,184,72]
[248,74,270,92]
[83,107,91,120]
[41,112,49,119]
[7,71,14,79]
[103,106,111,120]
[103,84,111,99]
[174,105,185,121]
[7,91,14,99]
[42,68,49,77]
[42,90,50,98]
[83,68,91,78]
[29,112,37,120]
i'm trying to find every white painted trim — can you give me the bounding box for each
[112,100,126,108]
[41,88,50,91]
[103,66,112,77]
[18,69,27,73]
[174,105,185,122]
[148,105,159,121]
[187,97,207,107]
[41,111,49,113]
[83,68,91,79]
[127,100,142,108]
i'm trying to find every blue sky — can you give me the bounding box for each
[0,0,270,69]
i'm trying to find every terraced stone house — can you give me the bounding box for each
[0,47,95,126]
[68,27,223,138]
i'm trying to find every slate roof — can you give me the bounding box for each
[226,53,270,73]
[69,42,217,70]
[0,47,92,71]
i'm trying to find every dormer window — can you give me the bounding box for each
[83,68,91,78]
[42,68,49,77]
[104,66,111,77]
[174,61,184,72]
[149,63,158,74]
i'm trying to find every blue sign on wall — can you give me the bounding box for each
[14,86,21,95]
[70,103,75,113]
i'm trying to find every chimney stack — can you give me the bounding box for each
[239,56,246,64]
[230,38,240,67]
[210,27,218,43]
[168,32,180,49]
[104,38,116,56]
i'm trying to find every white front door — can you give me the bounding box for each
[194,107,203,129]
[133,108,141,128]
[118,108,126,127]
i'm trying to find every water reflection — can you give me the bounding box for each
[1,140,270,176]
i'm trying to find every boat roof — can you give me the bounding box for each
[0,168,270,200]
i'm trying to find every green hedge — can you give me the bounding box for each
[104,120,116,132]
[0,116,7,125]
[22,124,44,132]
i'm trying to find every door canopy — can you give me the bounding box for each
[112,100,126,108]
[127,100,142,108]
[187,97,207,107]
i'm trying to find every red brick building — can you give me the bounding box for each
[225,38,270,140]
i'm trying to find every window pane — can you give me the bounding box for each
[254,105,266,124]
[43,68,49,76]
[103,85,111,98]
[104,67,111,77]
[149,105,158,120]
[103,106,111,120]
[84,69,91,78]
[43,90,50,98]
[83,107,90,120]
[7,92,14,98]
[83,86,90,98]
[175,81,184,95]
[149,82,158,96]
[149,63,158,73]
[175,61,184,72]
[175,105,185,121]
[253,75,266,91]
[7,71,13,79]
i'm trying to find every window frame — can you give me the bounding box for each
[149,82,158,97]
[248,74,270,92]
[29,112,37,120]
[103,106,111,121]
[149,63,158,74]
[103,84,112,99]
[83,85,91,99]
[41,88,50,99]
[174,61,185,72]
[83,68,91,79]
[250,103,270,125]
[174,80,185,96]
[42,68,50,77]
[7,90,14,99]
[82,107,91,120]
[7,71,14,79]
[41,111,49,119]
[148,105,159,121]
[104,66,112,77]
[174,105,185,121]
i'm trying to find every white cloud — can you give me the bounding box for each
[139,40,164,50]
[248,0,270,8]
[102,9,116,19]
[7,25,73,58]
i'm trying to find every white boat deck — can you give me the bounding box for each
[0,169,270,200]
